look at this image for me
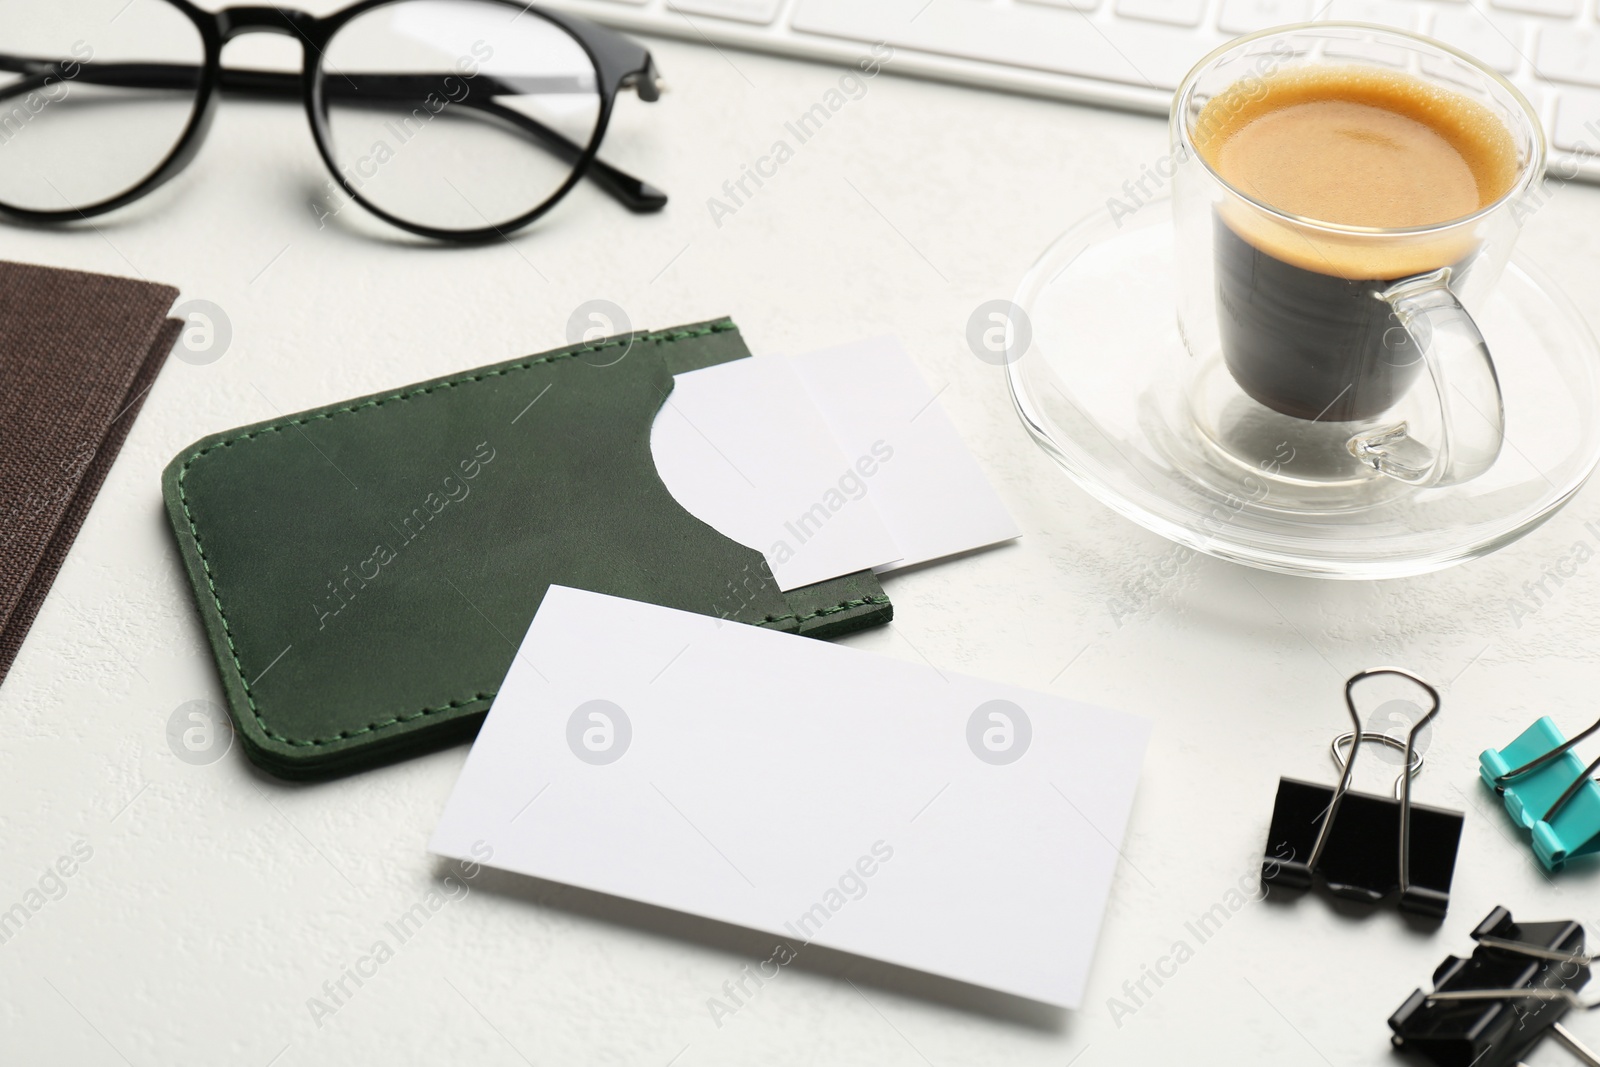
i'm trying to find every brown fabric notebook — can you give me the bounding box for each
[0,261,181,685]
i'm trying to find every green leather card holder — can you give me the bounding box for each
[163,318,892,779]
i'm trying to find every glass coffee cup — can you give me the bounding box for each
[1171,24,1545,497]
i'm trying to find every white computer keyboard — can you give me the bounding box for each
[539,0,1600,181]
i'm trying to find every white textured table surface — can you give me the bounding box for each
[6,12,1600,1066]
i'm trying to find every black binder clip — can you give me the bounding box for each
[1389,906,1597,1066]
[1261,667,1463,919]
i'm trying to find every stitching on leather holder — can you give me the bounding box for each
[176,323,768,750]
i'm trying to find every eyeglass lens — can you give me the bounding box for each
[0,0,604,234]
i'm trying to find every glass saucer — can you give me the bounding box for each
[1007,195,1600,579]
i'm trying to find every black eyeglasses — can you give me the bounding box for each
[0,0,666,242]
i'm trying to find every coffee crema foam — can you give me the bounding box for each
[1192,65,1521,279]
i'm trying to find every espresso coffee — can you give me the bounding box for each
[1193,67,1519,422]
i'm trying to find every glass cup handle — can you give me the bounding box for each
[1346,267,1505,487]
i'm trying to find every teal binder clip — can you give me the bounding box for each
[1480,716,1600,872]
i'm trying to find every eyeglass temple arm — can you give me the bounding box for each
[0,54,665,214]
[463,95,665,211]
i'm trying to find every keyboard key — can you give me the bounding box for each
[1317,0,1420,29]
[668,0,783,21]
[1554,87,1600,150]
[1319,27,1414,65]
[1537,25,1600,87]
[1099,22,1222,88]
[1490,0,1577,17]
[1218,0,1313,35]
[1018,0,1103,13]
[792,0,1219,90]
[1324,40,1410,64]
[1116,0,1207,27]
[1426,7,1528,73]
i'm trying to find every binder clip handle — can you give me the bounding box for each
[1331,729,1425,800]
[1423,995,1600,1065]
[1544,749,1600,827]
[1494,714,1600,800]
[1306,668,1441,906]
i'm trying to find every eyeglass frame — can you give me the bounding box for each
[0,0,667,242]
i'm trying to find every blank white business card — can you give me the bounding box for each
[430,586,1150,1007]
[650,353,903,592]
[649,336,1019,591]
[788,335,1021,575]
